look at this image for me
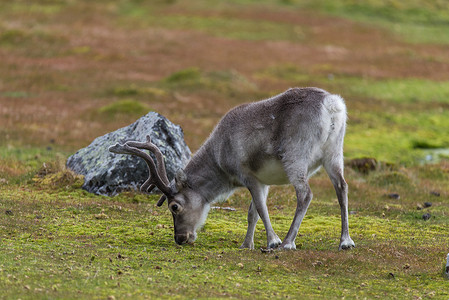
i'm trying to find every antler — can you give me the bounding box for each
[109,135,171,206]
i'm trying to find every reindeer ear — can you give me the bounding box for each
[175,169,188,190]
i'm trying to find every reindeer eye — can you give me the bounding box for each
[169,202,183,214]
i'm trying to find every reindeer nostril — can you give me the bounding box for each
[174,234,187,245]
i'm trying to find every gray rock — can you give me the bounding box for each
[387,193,400,200]
[422,213,431,221]
[430,191,440,197]
[66,112,191,195]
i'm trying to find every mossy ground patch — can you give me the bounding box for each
[1,0,449,298]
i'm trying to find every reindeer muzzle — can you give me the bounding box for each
[174,233,194,245]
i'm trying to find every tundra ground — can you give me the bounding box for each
[1,0,448,298]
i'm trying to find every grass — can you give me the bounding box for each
[117,1,306,42]
[95,99,151,122]
[0,147,66,184]
[282,0,449,44]
[258,65,449,103]
[1,0,449,298]
[0,27,67,57]
[162,68,258,98]
[1,160,448,299]
[117,0,449,44]
[148,15,305,42]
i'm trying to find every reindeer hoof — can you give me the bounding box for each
[268,238,282,249]
[339,238,355,250]
[239,242,254,250]
[279,242,296,250]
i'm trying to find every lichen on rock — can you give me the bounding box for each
[66,112,191,196]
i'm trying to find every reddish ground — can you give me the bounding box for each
[1,3,448,151]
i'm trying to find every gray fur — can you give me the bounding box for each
[114,87,355,250]
[167,87,354,250]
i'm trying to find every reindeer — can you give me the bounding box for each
[109,87,355,250]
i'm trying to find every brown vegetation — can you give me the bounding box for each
[1,2,449,152]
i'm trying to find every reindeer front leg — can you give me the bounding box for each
[240,201,259,250]
[244,181,281,249]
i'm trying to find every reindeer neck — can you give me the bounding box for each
[184,146,236,203]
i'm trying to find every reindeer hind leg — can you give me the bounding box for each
[280,172,313,250]
[324,155,355,250]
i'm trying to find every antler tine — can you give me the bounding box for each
[141,180,156,194]
[157,195,167,207]
[144,182,166,207]
[126,135,170,185]
[142,180,166,206]
[109,142,172,201]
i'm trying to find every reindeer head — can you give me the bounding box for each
[109,136,209,245]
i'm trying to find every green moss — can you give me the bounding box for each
[345,77,449,104]
[0,29,29,46]
[3,2,63,15]
[0,27,67,56]
[260,65,449,104]
[1,160,449,299]
[287,0,449,44]
[0,91,29,98]
[411,139,445,150]
[33,170,84,190]
[118,0,449,44]
[256,64,314,82]
[164,67,202,84]
[119,8,306,42]
[0,147,70,184]
[110,85,167,98]
[416,163,449,181]
[1,163,449,299]
[97,99,149,119]
[162,68,258,97]
[370,171,413,187]
[70,45,91,55]
[111,86,140,96]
